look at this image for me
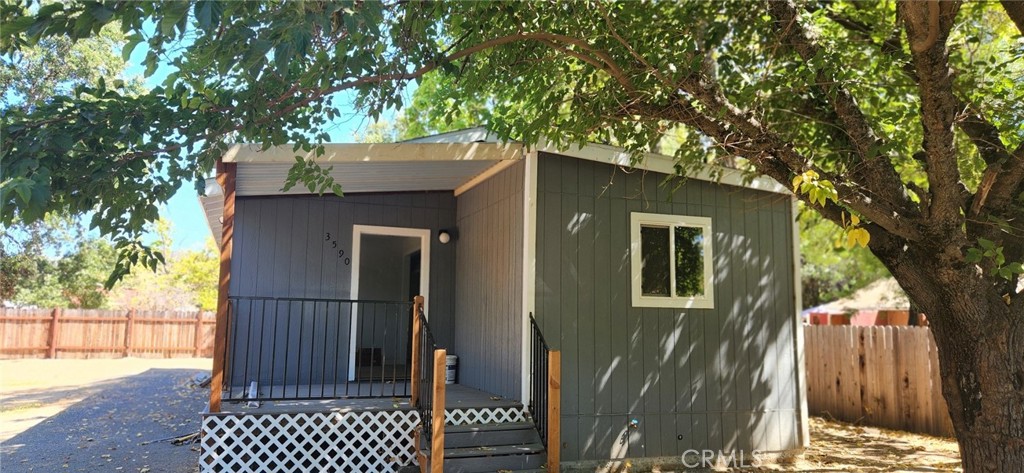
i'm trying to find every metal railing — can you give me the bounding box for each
[530,313,561,472]
[223,296,413,401]
[529,314,551,442]
[416,304,441,442]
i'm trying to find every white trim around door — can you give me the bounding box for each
[349,224,432,381]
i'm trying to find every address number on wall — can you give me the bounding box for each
[325,233,351,265]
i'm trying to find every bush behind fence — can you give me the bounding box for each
[804,325,954,437]
[0,307,216,359]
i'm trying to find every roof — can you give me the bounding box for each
[199,128,791,241]
[816,278,909,312]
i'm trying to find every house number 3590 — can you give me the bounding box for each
[324,233,350,265]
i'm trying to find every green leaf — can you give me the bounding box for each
[160,1,190,36]
[89,4,114,23]
[194,1,223,30]
[122,34,143,62]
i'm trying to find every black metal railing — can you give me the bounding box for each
[224,296,413,402]
[417,305,441,443]
[529,313,551,444]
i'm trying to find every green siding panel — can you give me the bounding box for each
[228,192,458,387]
[534,153,800,462]
[452,161,524,400]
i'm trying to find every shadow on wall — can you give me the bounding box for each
[534,156,798,463]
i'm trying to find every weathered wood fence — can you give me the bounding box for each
[0,307,216,359]
[804,325,954,437]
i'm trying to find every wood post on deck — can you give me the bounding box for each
[547,350,561,473]
[431,348,446,473]
[210,161,236,413]
[410,295,424,407]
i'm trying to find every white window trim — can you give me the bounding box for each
[630,212,714,309]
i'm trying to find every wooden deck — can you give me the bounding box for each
[217,383,521,414]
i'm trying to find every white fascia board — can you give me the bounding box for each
[222,142,523,164]
[533,139,791,195]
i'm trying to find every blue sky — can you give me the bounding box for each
[126,47,401,251]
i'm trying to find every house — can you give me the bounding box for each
[805,277,919,326]
[197,128,807,472]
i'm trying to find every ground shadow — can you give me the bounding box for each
[1,368,208,473]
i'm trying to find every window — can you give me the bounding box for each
[630,212,714,309]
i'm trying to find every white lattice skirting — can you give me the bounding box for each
[201,410,419,473]
[201,406,530,472]
[445,406,528,425]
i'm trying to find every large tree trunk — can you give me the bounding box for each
[878,248,1024,472]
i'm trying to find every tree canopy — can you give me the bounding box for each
[3,1,1024,467]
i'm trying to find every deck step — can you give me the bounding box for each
[445,421,535,433]
[441,422,540,449]
[438,448,546,472]
[437,443,544,459]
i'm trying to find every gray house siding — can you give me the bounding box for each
[534,152,800,462]
[453,161,524,400]
[227,192,457,388]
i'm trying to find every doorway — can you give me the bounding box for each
[349,225,431,381]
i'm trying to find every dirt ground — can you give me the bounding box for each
[0,358,963,472]
[741,416,961,472]
[0,357,211,443]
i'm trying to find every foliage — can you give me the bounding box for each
[3,0,1024,461]
[2,217,218,310]
[397,71,494,140]
[0,10,141,110]
[799,208,890,309]
[4,219,116,309]
[166,238,218,310]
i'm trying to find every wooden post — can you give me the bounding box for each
[193,310,204,358]
[410,295,424,407]
[46,308,61,359]
[124,309,136,357]
[210,161,236,413]
[431,349,446,473]
[547,350,561,473]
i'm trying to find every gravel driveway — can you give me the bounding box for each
[1,359,210,473]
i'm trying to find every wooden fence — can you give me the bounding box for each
[804,325,954,437]
[0,307,216,359]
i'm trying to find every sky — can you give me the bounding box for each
[126,43,404,251]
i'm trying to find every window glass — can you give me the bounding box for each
[631,212,713,309]
[640,225,670,296]
[674,226,705,297]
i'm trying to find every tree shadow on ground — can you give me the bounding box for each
[0,368,208,473]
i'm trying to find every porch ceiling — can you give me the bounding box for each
[235,160,501,196]
[199,142,524,243]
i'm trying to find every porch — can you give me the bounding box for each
[213,383,524,415]
[200,296,560,473]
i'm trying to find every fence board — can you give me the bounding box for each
[0,308,216,359]
[804,325,954,437]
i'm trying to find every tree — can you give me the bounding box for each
[2,1,1023,468]
[0,4,141,295]
[1,214,115,308]
[799,208,891,309]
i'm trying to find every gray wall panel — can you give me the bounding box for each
[227,192,457,389]
[452,161,525,400]
[534,153,799,462]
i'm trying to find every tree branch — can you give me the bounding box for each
[899,0,966,224]
[256,31,637,126]
[1001,0,1024,35]
[963,102,1019,216]
[625,99,924,241]
[768,0,917,218]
